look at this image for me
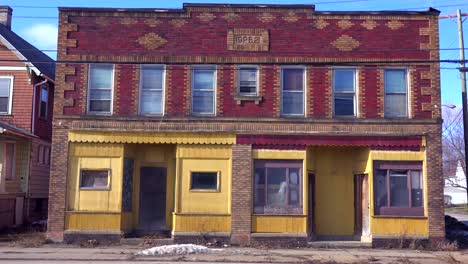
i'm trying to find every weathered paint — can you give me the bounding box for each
[0,140,30,194]
[173,145,232,232]
[173,213,231,232]
[367,149,428,236]
[68,131,236,145]
[65,212,121,230]
[125,144,176,231]
[310,147,368,236]
[252,215,307,233]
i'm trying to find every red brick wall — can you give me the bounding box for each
[56,7,438,120]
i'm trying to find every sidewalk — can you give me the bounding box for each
[0,245,467,263]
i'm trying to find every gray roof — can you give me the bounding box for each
[0,23,55,80]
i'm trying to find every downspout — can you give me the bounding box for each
[31,79,48,135]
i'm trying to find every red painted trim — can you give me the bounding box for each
[237,135,422,147]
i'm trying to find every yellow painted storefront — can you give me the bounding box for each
[64,130,429,240]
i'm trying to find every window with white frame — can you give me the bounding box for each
[281,67,305,116]
[88,64,113,114]
[0,76,13,114]
[140,65,164,115]
[333,69,356,117]
[238,67,258,95]
[39,85,48,119]
[192,67,216,115]
[384,69,408,118]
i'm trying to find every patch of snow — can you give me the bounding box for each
[138,244,222,256]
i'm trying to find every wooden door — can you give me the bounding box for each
[139,167,167,231]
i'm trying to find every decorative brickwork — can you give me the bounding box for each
[137,33,167,50]
[331,35,360,51]
[358,67,365,118]
[386,20,404,30]
[95,17,110,26]
[231,144,252,245]
[120,17,137,26]
[282,12,299,23]
[361,20,378,30]
[314,19,329,29]
[144,18,161,27]
[258,12,275,23]
[337,19,354,30]
[169,19,187,28]
[197,12,216,22]
[222,13,239,23]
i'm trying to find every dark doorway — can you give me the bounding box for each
[139,167,167,231]
[307,171,316,240]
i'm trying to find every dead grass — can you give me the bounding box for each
[8,231,46,247]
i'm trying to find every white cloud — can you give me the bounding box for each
[21,23,58,51]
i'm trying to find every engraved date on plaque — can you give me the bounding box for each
[227,29,269,51]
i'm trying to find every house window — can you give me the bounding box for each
[373,161,424,216]
[4,143,15,181]
[190,172,219,191]
[88,64,113,114]
[39,85,48,119]
[80,169,110,189]
[238,67,258,95]
[333,69,356,117]
[192,67,216,115]
[384,69,408,118]
[140,65,164,115]
[0,76,13,114]
[254,160,303,214]
[281,67,305,116]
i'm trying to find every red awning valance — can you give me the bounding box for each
[236,135,423,148]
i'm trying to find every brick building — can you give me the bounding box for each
[0,6,55,229]
[48,3,444,245]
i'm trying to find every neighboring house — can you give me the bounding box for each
[444,161,467,205]
[48,3,443,246]
[0,6,55,229]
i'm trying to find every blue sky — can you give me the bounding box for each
[5,0,468,106]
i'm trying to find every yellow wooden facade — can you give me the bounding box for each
[65,130,428,239]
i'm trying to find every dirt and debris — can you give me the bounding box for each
[137,244,222,256]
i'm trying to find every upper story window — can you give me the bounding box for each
[192,66,216,115]
[281,67,305,116]
[140,65,164,115]
[88,64,114,114]
[39,85,48,119]
[333,69,356,117]
[384,69,408,118]
[374,161,423,217]
[238,66,258,96]
[0,76,13,114]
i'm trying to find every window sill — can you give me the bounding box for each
[234,95,263,105]
[253,214,307,217]
[79,188,111,191]
[373,215,427,219]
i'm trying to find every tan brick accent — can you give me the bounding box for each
[216,65,224,116]
[361,20,378,30]
[325,68,333,118]
[282,12,299,23]
[231,144,252,245]
[358,67,365,118]
[57,13,78,61]
[377,69,384,118]
[81,64,89,114]
[331,35,360,51]
[197,12,216,22]
[95,17,111,26]
[144,18,161,27]
[305,67,310,118]
[386,20,404,30]
[169,19,187,28]
[258,12,275,23]
[120,17,137,26]
[133,65,140,114]
[137,33,167,50]
[314,19,329,29]
[113,65,120,115]
[46,128,69,242]
[222,13,240,23]
[337,19,354,30]
[274,66,280,117]
[409,67,416,119]
[185,66,191,115]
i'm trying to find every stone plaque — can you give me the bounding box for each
[227,28,269,51]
